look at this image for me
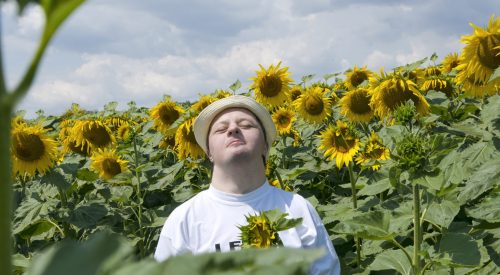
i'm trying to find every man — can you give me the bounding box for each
[154,95,341,274]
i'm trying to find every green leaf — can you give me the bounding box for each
[18,219,55,240]
[109,186,134,203]
[423,199,460,229]
[13,253,30,273]
[439,232,481,266]
[67,203,108,229]
[333,210,395,240]
[466,193,500,223]
[318,200,357,225]
[301,74,314,84]
[488,66,500,83]
[229,79,241,91]
[41,167,71,190]
[76,168,99,181]
[430,52,438,62]
[155,247,324,275]
[481,94,500,127]
[148,161,184,191]
[369,249,412,275]
[358,176,391,196]
[13,198,56,235]
[413,171,445,191]
[458,157,500,203]
[40,0,86,44]
[104,101,118,111]
[26,232,133,275]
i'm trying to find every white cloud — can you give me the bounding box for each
[18,5,44,35]
[364,50,394,69]
[6,0,499,118]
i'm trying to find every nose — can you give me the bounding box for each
[227,123,240,136]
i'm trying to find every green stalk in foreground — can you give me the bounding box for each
[413,183,422,274]
[0,1,86,274]
[0,104,13,275]
[348,162,362,266]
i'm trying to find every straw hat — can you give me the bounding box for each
[193,95,277,158]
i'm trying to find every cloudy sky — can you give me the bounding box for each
[2,0,499,117]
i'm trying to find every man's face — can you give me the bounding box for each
[207,108,267,165]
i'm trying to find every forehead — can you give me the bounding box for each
[210,108,259,125]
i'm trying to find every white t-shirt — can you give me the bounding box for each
[154,181,341,275]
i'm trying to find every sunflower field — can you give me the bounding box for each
[1,1,500,274]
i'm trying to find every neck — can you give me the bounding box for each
[210,160,267,194]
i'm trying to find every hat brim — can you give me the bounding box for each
[193,95,277,157]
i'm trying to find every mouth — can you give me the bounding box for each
[227,140,244,147]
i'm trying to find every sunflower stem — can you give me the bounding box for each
[0,99,13,275]
[413,183,423,274]
[0,18,6,95]
[132,134,145,258]
[281,136,287,169]
[347,162,362,266]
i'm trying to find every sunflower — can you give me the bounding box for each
[344,65,373,90]
[90,149,128,180]
[406,68,425,86]
[238,212,278,248]
[117,123,131,141]
[191,95,217,112]
[175,117,205,160]
[421,77,454,97]
[250,62,293,107]
[339,88,374,123]
[11,123,58,177]
[12,116,26,127]
[455,15,500,96]
[356,131,390,170]
[370,71,430,119]
[63,138,90,156]
[289,85,303,101]
[105,117,128,131]
[291,129,301,147]
[441,52,460,73]
[272,107,296,135]
[313,83,339,105]
[423,66,442,77]
[159,134,176,150]
[270,179,293,192]
[213,89,232,99]
[459,74,499,97]
[69,119,115,155]
[318,120,360,169]
[150,99,185,136]
[293,86,332,124]
[60,103,86,121]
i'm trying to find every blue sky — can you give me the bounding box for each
[2,0,499,117]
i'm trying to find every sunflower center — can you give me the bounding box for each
[348,90,372,114]
[278,115,291,126]
[381,80,412,110]
[260,75,283,97]
[69,140,89,155]
[102,158,122,177]
[367,147,385,159]
[476,34,500,70]
[304,94,325,115]
[333,133,355,153]
[13,132,45,161]
[350,71,368,87]
[290,88,302,101]
[83,124,112,147]
[159,106,180,125]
